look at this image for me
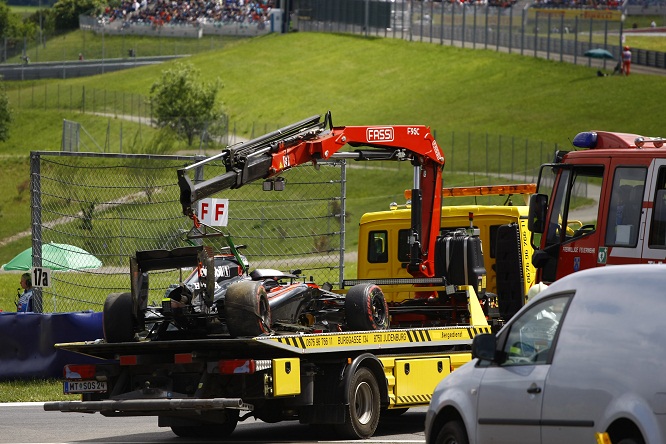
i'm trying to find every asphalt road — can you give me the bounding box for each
[0,403,428,444]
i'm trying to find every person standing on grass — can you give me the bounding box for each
[16,273,34,312]
[622,46,632,76]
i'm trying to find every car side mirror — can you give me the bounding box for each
[528,194,548,234]
[472,334,497,362]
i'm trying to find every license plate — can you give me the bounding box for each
[64,380,107,394]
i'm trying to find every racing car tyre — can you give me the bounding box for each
[344,284,389,331]
[103,292,135,343]
[335,367,381,439]
[170,409,239,438]
[224,281,272,337]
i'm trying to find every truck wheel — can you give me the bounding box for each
[335,367,381,439]
[435,419,469,444]
[224,281,271,337]
[345,284,389,331]
[170,409,239,438]
[103,292,135,343]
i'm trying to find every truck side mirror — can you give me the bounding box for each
[472,333,497,362]
[528,194,548,234]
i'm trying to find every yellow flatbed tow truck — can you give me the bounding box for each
[45,288,488,440]
[44,114,492,440]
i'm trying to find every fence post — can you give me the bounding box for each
[498,134,502,178]
[485,132,489,177]
[521,8,525,56]
[525,139,529,181]
[603,19,609,70]
[440,2,444,45]
[547,14,551,60]
[588,18,593,67]
[473,5,478,49]
[30,152,44,313]
[484,6,489,50]
[534,11,538,58]
[508,5,513,54]
[462,4,466,48]
[511,136,515,181]
[495,8,500,52]
[450,131,455,171]
[574,16,579,65]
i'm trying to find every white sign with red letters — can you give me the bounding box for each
[197,198,229,226]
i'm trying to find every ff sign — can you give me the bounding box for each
[197,198,229,227]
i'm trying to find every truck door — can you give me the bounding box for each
[536,165,605,283]
[636,162,666,263]
[602,164,648,266]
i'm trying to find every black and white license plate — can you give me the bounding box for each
[64,380,107,394]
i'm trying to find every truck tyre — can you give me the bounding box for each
[335,367,381,439]
[103,292,135,343]
[170,409,239,438]
[435,419,469,444]
[224,281,271,337]
[345,284,389,331]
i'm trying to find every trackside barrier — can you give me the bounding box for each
[0,311,105,380]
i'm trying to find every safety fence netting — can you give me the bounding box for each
[31,152,345,313]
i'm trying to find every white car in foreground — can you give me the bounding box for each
[425,264,666,444]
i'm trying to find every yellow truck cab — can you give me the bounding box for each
[358,184,537,324]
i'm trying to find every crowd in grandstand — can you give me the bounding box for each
[100,0,274,27]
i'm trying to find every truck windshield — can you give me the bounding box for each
[543,166,603,247]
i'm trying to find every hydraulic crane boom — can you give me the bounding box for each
[177,112,446,279]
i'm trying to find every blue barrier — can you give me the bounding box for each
[0,311,106,381]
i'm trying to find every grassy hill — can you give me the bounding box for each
[0,31,665,277]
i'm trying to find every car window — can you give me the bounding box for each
[499,294,572,366]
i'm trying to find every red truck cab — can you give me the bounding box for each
[529,130,666,283]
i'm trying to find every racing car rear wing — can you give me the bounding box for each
[130,246,217,313]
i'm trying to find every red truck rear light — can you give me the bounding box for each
[64,364,96,380]
[119,355,138,366]
[218,359,256,374]
[174,353,193,364]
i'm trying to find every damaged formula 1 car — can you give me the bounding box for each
[102,240,390,343]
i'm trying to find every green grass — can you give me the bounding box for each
[0,379,78,402]
[2,31,664,271]
[9,29,249,64]
[1,30,665,400]
[1,32,664,274]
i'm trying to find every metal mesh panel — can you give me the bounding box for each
[31,152,345,313]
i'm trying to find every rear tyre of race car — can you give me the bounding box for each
[103,292,135,343]
[224,281,272,337]
[344,284,389,331]
[335,367,381,439]
[170,409,239,438]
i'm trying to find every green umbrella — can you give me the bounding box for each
[2,243,102,271]
[584,48,615,60]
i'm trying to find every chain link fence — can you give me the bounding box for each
[30,151,345,313]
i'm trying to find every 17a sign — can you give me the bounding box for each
[197,198,229,226]
[31,267,51,287]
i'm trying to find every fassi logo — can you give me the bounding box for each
[367,127,394,142]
